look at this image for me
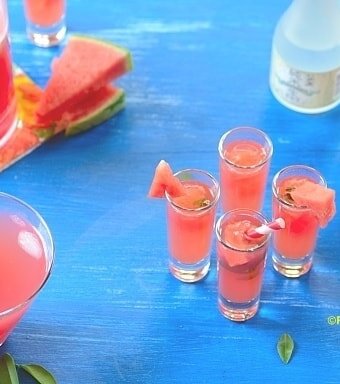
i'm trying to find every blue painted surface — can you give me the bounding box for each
[1,0,340,383]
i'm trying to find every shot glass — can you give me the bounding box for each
[272,165,327,277]
[23,0,67,47]
[216,209,271,321]
[165,169,220,283]
[0,193,54,345]
[218,126,273,212]
[0,0,19,147]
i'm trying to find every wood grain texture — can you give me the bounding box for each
[1,0,340,383]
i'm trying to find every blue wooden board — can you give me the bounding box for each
[1,0,340,383]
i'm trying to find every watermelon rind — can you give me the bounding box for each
[65,88,125,136]
[70,34,133,73]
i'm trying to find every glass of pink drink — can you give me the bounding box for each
[23,0,66,47]
[218,127,273,212]
[165,169,220,283]
[272,165,336,278]
[0,0,18,147]
[0,193,54,346]
[216,209,271,321]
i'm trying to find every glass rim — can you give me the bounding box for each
[165,168,220,212]
[218,126,273,169]
[215,208,270,252]
[0,192,55,317]
[272,164,326,210]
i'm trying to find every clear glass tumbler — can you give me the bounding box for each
[216,209,270,321]
[23,0,67,47]
[272,165,328,277]
[165,169,220,283]
[218,126,273,212]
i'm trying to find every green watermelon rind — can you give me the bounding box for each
[65,88,125,136]
[69,34,133,72]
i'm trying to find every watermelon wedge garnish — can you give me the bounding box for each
[289,179,336,228]
[36,35,132,125]
[281,177,336,228]
[148,160,186,198]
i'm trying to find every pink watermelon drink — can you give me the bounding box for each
[0,1,17,146]
[23,0,66,47]
[216,209,270,321]
[219,127,273,212]
[272,165,336,277]
[0,193,54,345]
[149,161,220,282]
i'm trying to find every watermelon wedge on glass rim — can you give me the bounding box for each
[148,160,186,198]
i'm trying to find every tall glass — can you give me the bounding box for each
[165,169,220,283]
[0,0,18,147]
[216,209,270,321]
[23,0,66,47]
[272,165,327,277]
[0,193,55,345]
[218,127,273,212]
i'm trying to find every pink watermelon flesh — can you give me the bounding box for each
[148,160,186,198]
[37,35,132,124]
[289,179,336,228]
[61,84,121,125]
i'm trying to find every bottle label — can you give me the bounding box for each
[270,49,340,110]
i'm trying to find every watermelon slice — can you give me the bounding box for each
[0,67,126,171]
[148,160,186,198]
[36,35,132,124]
[289,179,336,228]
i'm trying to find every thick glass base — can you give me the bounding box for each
[272,250,313,278]
[169,256,210,283]
[218,295,259,322]
[26,18,66,47]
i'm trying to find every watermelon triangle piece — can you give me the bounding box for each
[36,35,132,124]
[290,179,336,228]
[148,160,186,198]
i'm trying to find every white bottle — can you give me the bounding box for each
[269,0,340,113]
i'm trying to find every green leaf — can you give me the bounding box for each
[0,353,20,384]
[20,364,57,384]
[277,333,295,364]
[193,198,211,208]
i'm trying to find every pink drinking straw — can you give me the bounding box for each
[245,218,285,239]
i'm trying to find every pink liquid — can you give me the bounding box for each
[0,213,48,344]
[217,219,268,303]
[0,31,16,141]
[24,0,65,26]
[220,140,270,211]
[167,181,216,264]
[273,176,320,259]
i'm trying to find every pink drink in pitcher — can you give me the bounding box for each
[0,0,17,146]
[219,127,273,212]
[0,194,54,345]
